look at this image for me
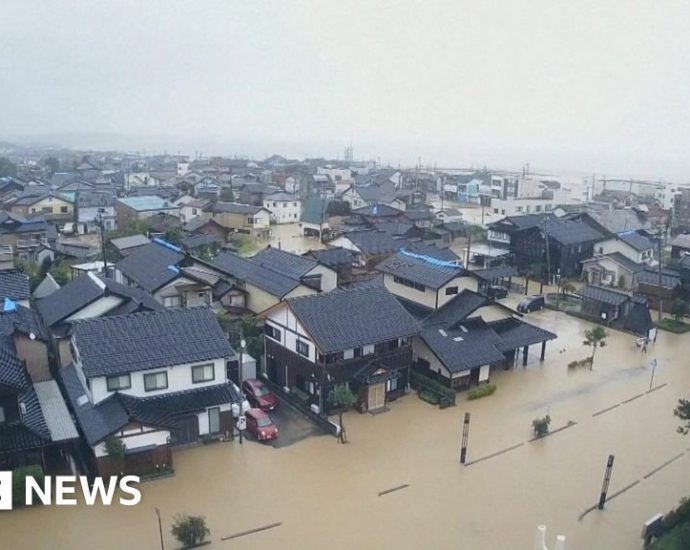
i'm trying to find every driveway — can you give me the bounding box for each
[245,397,326,448]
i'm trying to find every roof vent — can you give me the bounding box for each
[19,402,26,417]
[77,394,89,407]
[438,329,447,337]
[453,336,464,342]
[460,325,468,333]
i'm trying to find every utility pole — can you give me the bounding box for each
[657,234,664,321]
[598,455,615,510]
[238,331,246,445]
[465,228,472,267]
[543,215,552,288]
[155,507,164,550]
[97,209,108,278]
[460,413,471,464]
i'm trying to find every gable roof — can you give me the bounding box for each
[582,252,643,274]
[204,201,267,215]
[577,284,630,306]
[251,247,319,279]
[0,270,30,303]
[352,203,403,218]
[36,272,163,327]
[285,285,420,353]
[210,252,301,297]
[305,247,356,269]
[637,267,681,289]
[617,231,655,252]
[671,234,690,250]
[71,307,235,378]
[115,240,185,292]
[116,196,177,211]
[338,230,401,255]
[377,250,463,289]
[109,234,150,251]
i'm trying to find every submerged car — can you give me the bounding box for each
[245,408,278,442]
[517,295,545,313]
[242,378,279,411]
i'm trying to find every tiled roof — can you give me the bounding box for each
[577,285,630,306]
[72,307,235,377]
[33,380,78,442]
[471,265,516,282]
[109,234,150,251]
[306,247,356,269]
[404,241,459,262]
[37,274,104,326]
[251,247,318,279]
[116,196,177,211]
[637,267,681,289]
[352,204,403,217]
[0,338,28,391]
[377,251,462,289]
[0,270,30,302]
[211,252,301,297]
[373,222,414,236]
[420,318,506,373]
[488,317,557,352]
[541,218,605,245]
[0,306,47,340]
[403,209,435,222]
[421,290,489,327]
[115,240,185,292]
[584,252,644,274]
[671,234,690,250]
[617,231,655,252]
[287,285,420,353]
[204,201,265,215]
[584,210,650,235]
[340,230,402,256]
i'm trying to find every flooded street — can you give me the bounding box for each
[267,223,325,255]
[3,307,690,549]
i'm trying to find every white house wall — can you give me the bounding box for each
[94,429,170,458]
[597,238,649,263]
[65,295,125,323]
[305,265,338,292]
[263,198,302,224]
[470,304,513,322]
[88,357,228,404]
[412,337,452,378]
[436,276,479,308]
[266,304,317,363]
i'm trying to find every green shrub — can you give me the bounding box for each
[663,497,690,531]
[171,514,210,548]
[532,415,551,438]
[418,390,440,405]
[568,358,593,369]
[409,370,456,405]
[467,384,497,400]
[12,465,44,507]
[656,319,690,334]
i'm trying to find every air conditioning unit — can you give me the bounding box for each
[310,404,320,414]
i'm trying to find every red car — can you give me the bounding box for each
[242,378,279,411]
[245,408,278,442]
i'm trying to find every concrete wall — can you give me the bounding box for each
[94,427,170,458]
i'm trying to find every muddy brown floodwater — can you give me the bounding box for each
[2,307,690,549]
[267,223,325,255]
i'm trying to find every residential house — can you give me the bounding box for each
[8,192,74,223]
[262,284,420,413]
[329,230,402,270]
[263,193,302,224]
[634,267,682,313]
[236,182,281,206]
[577,285,653,337]
[183,217,230,244]
[304,247,358,285]
[35,271,164,365]
[115,196,180,231]
[251,247,338,293]
[671,234,690,259]
[0,302,78,473]
[435,208,463,224]
[592,230,656,265]
[0,212,48,262]
[193,177,222,200]
[202,202,271,239]
[76,189,116,233]
[300,197,330,239]
[60,308,240,476]
[351,203,405,224]
[0,269,30,307]
[114,239,213,308]
[108,234,151,258]
[180,199,211,224]
[581,253,643,290]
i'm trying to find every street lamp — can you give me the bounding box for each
[94,208,109,278]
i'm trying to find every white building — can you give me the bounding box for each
[263,193,302,224]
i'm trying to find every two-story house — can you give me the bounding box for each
[202,201,271,239]
[263,193,302,224]
[60,307,240,476]
[262,284,420,414]
[0,212,48,262]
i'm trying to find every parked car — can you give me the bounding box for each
[242,378,279,411]
[245,408,278,442]
[487,285,508,300]
[517,295,545,313]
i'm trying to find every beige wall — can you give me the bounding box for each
[15,335,50,382]
[26,196,73,216]
[384,273,479,310]
[470,304,513,322]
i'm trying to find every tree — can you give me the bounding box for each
[560,281,576,295]
[42,157,60,176]
[216,310,232,335]
[227,315,264,362]
[220,186,234,202]
[171,514,210,548]
[328,384,357,444]
[671,299,688,323]
[583,326,608,370]
[164,227,184,246]
[0,157,17,177]
[675,399,690,435]
[104,436,126,459]
[50,262,71,286]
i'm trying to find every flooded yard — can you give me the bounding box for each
[2,309,690,549]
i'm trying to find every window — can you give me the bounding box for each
[445,286,459,296]
[325,352,344,364]
[60,206,68,213]
[42,207,51,213]
[516,206,523,213]
[535,205,541,212]
[0,406,4,423]
[273,202,277,207]
[208,407,220,434]
[264,324,282,341]
[283,202,287,207]
[192,364,215,383]
[501,209,506,215]
[353,347,362,358]
[163,296,181,308]
[106,374,131,391]
[493,208,498,214]
[144,371,168,392]
[296,340,309,357]
[598,247,604,254]
[247,217,253,225]
[386,377,398,392]
[393,276,425,292]
[293,202,297,207]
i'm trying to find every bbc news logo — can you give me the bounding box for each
[0,472,141,510]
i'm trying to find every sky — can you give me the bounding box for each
[2,1,690,180]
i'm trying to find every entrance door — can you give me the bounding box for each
[367,383,386,411]
[175,416,200,445]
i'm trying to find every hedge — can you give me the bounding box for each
[409,370,456,406]
[467,384,497,400]
[12,464,44,507]
[656,319,690,334]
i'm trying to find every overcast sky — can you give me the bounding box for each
[2,1,690,179]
